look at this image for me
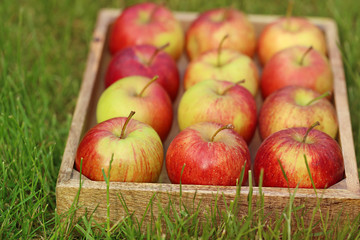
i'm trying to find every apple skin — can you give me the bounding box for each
[166,122,250,186]
[260,46,333,99]
[75,117,163,182]
[257,17,327,65]
[178,79,257,143]
[184,48,259,96]
[109,2,184,60]
[105,44,180,101]
[254,127,344,188]
[185,8,256,61]
[96,76,173,141]
[259,86,338,140]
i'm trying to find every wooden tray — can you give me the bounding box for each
[56,9,360,225]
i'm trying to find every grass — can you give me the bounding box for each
[0,0,360,238]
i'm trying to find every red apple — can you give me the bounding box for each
[185,8,256,60]
[259,86,338,140]
[178,79,257,143]
[105,44,180,101]
[257,17,327,65]
[254,123,344,188]
[184,47,259,96]
[166,122,250,185]
[109,2,184,60]
[260,46,333,99]
[75,111,163,182]
[96,76,173,141]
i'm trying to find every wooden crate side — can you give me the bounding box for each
[56,180,360,229]
[56,10,110,184]
[324,20,360,193]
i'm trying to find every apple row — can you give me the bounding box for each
[75,2,344,188]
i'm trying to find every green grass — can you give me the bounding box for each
[1,0,360,238]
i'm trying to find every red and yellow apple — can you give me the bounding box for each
[254,123,344,188]
[178,79,257,143]
[96,76,173,141]
[185,8,256,60]
[257,17,327,65]
[184,48,259,96]
[109,2,184,60]
[105,44,180,101]
[260,46,333,98]
[259,86,338,140]
[75,112,163,182]
[166,122,250,186]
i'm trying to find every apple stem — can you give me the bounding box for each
[217,34,229,67]
[149,4,161,22]
[221,79,246,95]
[299,46,313,66]
[147,43,170,66]
[120,111,136,139]
[138,76,158,97]
[302,121,320,143]
[211,124,234,142]
[286,0,295,29]
[305,91,331,106]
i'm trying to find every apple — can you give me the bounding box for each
[259,86,338,140]
[96,76,173,141]
[257,17,327,65]
[109,2,184,60]
[254,122,345,188]
[260,46,333,98]
[166,122,250,186]
[185,7,256,60]
[184,46,259,96]
[75,111,163,182]
[105,44,180,101]
[178,79,257,143]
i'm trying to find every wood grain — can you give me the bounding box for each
[56,9,360,227]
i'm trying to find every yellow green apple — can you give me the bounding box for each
[178,79,257,143]
[184,48,259,96]
[96,76,173,141]
[75,112,163,182]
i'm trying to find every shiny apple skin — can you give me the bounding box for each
[259,86,338,140]
[105,44,180,101]
[178,79,257,143]
[260,46,333,99]
[96,76,173,141]
[166,122,250,186]
[184,48,259,96]
[254,127,344,188]
[257,17,327,65]
[185,8,256,60]
[109,2,184,60]
[75,117,163,182]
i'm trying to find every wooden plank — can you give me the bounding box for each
[56,9,360,226]
[57,9,111,184]
[57,180,360,226]
[323,20,360,193]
